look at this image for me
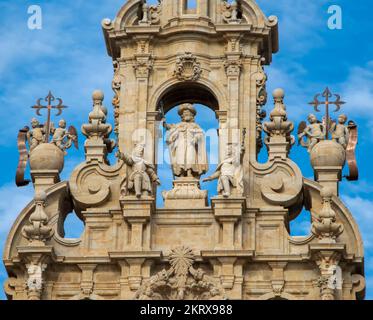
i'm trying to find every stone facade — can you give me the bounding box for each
[3,0,365,300]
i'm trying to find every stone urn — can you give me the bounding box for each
[310,140,346,168]
[29,143,64,173]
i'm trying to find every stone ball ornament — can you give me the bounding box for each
[92,89,104,101]
[272,88,285,99]
[29,143,64,173]
[310,140,346,168]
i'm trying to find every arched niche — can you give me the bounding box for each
[156,104,220,207]
[154,81,221,113]
[145,79,229,169]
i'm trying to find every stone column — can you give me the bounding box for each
[216,111,228,162]
[224,33,242,145]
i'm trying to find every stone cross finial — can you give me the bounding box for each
[31,91,68,143]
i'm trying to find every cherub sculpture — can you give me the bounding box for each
[298,113,326,152]
[50,119,78,153]
[117,144,161,198]
[203,143,244,197]
[330,114,349,149]
[27,118,45,152]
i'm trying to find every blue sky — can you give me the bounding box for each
[0,0,372,300]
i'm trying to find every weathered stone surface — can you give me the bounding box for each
[3,0,365,301]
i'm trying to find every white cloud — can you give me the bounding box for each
[257,0,325,55]
[340,195,373,249]
[341,61,373,116]
[0,183,33,235]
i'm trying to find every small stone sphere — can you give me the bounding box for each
[310,140,346,168]
[92,90,104,101]
[29,143,64,173]
[272,88,285,99]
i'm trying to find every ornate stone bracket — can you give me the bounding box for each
[17,246,55,300]
[310,244,345,300]
[251,159,303,208]
[69,160,125,217]
[224,59,242,77]
[134,57,154,78]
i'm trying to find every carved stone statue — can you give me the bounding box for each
[117,144,160,198]
[330,114,349,149]
[28,118,45,152]
[298,113,326,152]
[51,119,78,152]
[203,144,244,197]
[163,104,208,179]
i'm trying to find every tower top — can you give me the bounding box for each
[102,0,279,64]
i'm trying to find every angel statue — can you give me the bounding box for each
[117,143,161,198]
[203,143,245,197]
[50,119,78,153]
[298,113,326,152]
[28,118,45,152]
[330,114,349,149]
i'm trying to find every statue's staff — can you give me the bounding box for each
[158,100,175,181]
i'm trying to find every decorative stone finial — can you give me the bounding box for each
[81,90,115,162]
[22,192,54,244]
[92,89,104,102]
[263,88,295,159]
[311,187,344,243]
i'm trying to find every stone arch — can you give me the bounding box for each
[114,0,142,30]
[149,78,227,114]
[239,0,267,27]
